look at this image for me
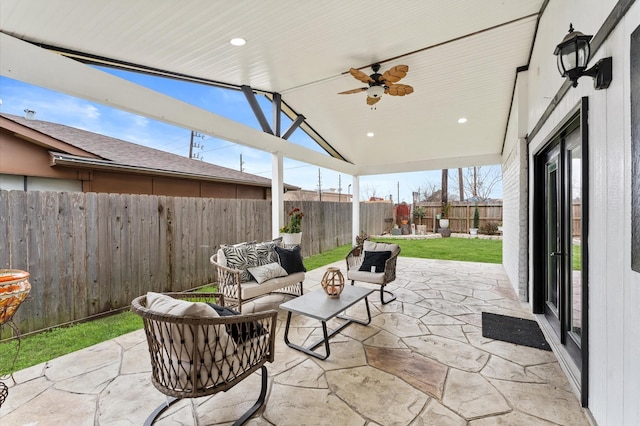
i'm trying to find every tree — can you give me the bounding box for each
[461,166,502,200]
[412,182,440,202]
[361,184,382,201]
[413,175,461,203]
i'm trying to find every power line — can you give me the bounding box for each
[201,143,237,153]
[252,164,314,175]
[154,134,188,150]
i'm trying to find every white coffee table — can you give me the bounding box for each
[279,285,374,360]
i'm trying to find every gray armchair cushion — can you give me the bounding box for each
[363,240,400,256]
[347,269,386,284]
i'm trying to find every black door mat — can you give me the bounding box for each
[481,312,551,351]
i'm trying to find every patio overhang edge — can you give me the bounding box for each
[0,33,358,177]
[356,153,504,175]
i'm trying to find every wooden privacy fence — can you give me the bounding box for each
[413,202,503,233]
[0,190,392,336]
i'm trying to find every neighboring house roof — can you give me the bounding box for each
[1,113,298,189]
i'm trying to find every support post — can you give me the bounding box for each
[272,152,284,239]
[351,176,360,246]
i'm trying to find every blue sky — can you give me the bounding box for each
[0,69,501,202]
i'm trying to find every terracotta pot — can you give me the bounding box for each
[0,269,31,325]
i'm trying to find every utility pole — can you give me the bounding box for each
[458,168,464,201]
[189,130,204,159]
[338,174,342,202]
[317,168,322,201]
[442,168,449,204]
[473,166,478,197]
[240,154,245,172]
[397,181,400,203]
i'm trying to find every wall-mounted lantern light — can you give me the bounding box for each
[554,24,612,89]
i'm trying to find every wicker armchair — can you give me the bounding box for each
[131,292,277,426]
[345,240,401,304]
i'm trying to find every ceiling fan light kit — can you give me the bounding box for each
[366,85,385,98]
[339,63,414,105]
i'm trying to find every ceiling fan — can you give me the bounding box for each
[338,63,414,105]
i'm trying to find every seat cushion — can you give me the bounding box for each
[240,272,305,300]
[346,269,386,284]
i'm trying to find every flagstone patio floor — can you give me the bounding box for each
[0,258,592,425]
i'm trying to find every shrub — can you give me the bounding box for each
[481,222,499,235]
[473,206,480,229]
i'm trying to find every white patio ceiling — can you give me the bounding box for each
[0,0,544,177]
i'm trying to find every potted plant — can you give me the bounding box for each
[280,207,304,245]
[439,203,450,229]
[413,206,426,225]
[470,205,479,236]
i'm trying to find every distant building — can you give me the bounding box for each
[0,113,298,198]
[284,188,352,202]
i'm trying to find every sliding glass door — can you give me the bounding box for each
[534,106,588,404]
[543,146,562,336]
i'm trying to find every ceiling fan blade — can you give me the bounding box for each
[366,96,382,106]
[381,65,409,83]
[386,84,414,96]
[338,87,367,94]
[350,68,375,84]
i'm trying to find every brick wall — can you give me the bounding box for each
[501,137,528,301]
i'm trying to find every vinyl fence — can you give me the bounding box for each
[0,190,392,336]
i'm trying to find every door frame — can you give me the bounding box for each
[532,97,589,407]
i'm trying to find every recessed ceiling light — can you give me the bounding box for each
[230,38,246,46]
[367,132,375,137]
[457,117,468,124]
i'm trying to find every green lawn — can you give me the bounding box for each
[0,237,501,373]
[0,311,143,376]
[378,237,502,264]
[572,244,581,270]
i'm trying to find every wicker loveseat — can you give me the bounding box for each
[131,292,278,426]
[210,239,305,312]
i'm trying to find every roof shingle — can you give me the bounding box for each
[2,113,293,188]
